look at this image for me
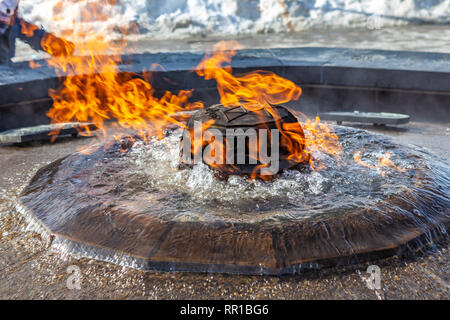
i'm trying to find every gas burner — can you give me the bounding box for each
[181,104,308,178]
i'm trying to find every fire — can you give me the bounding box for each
[196,41,302,109]
[19,19,39,38]
[37,2,341,178]
[354,150,406,177]
[29,60,42,69]
[36,0,202,143]
[195,40,342,174]
[298,115,342,170]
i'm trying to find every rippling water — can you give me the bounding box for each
[120,127,413,222]
[24,125,443,225]
[16,124,450,274]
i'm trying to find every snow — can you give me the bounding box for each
[18,0,450,40]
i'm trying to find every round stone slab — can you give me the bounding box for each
[318,111,410,125]
[16,127,449,275]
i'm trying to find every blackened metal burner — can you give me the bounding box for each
[182,104,307,177]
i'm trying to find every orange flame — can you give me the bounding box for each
[195,41,342,175]
[196,41,302,109]
[42,0,202,143]
[294,115,342,170]
[29,60,42,69]
[19,20,39,38]
[40,4,340,178]
[354,150,406,178]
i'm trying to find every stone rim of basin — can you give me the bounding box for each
[15,125,450,275]
[0,122,97,144]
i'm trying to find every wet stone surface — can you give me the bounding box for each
[0,123,449,299]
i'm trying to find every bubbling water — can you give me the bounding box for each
[17,124,449,274]
[95,126,420,224]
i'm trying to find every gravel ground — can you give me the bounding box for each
[0,122,449,300]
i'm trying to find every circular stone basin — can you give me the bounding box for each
[17,125,450,275]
